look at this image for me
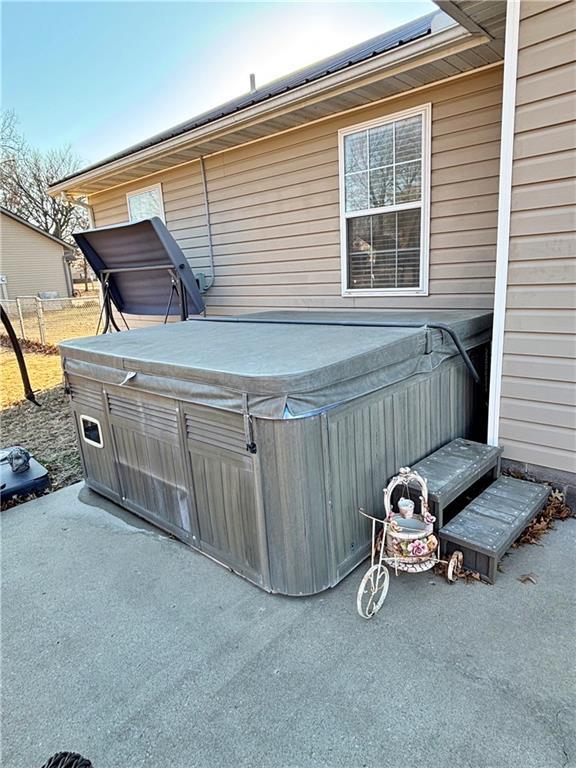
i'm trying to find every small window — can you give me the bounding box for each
[80,415,103,448]
[339,104,430,296]
[127,183,165,223]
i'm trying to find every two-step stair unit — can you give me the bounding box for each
[409,439,550,583]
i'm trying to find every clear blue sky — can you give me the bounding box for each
[2,1,435,166]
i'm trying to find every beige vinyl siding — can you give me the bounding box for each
[90,66,502,314]
[0,213,70,299]
[499,0,576,474]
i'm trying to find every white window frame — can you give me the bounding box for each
[80,414,104,448]
[338,103,431,297]
[126,182,165,223]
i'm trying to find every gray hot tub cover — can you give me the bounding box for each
[59,310,492,419]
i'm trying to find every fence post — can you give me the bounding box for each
[15,298,26,339]
[35,297,46,344]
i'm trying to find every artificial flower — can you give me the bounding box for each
[408,539,428,557]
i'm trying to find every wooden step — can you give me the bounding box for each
[439,476,550,583]
[409,438,503,528]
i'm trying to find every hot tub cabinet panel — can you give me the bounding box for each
[60,310,491,595]
[255,415,331,596]
[183,403,267,588]
[107,388,193,541]
[253,348,485,595]
[68,374,122,503]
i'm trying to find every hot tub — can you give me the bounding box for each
[59,310,491,595]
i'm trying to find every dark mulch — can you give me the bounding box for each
[1,385,82,510]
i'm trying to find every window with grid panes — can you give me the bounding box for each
[126,184,165,223]
[339,105,429,294]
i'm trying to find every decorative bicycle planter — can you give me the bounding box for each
[357,467,463,619]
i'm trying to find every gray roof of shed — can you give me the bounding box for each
[52,11,438,187]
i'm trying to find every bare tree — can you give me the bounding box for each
[1,110,25,155]
[0,110,89,242]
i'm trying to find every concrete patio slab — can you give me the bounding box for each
[2,483,575,768]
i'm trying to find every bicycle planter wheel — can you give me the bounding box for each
[357,564,390,619]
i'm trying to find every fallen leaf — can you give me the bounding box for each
[469,571,481,581]
[518,573,537,584]
[501,473,575,547]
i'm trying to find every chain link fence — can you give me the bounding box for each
[1,296,102,346]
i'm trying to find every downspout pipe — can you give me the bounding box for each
[62,250,75,297]
[186,315,482,385]
[60,192,97,299]
[199,156,215,289]
[487,0,521,446]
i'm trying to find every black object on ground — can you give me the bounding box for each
[1,446,50,501]
[39,753,92,768]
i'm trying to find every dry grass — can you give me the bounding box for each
[24,304,101,345]
[1,343,82,508]
[1,386,82,509]
[3,301,101,346]
[1,300,102,509]
[1,346,63,408]
[42,305,101,345]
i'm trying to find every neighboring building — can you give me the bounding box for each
[0,207,75,299]
[49,0,575,491]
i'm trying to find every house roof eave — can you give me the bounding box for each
[49,18,500,197]
[434,0,507,42]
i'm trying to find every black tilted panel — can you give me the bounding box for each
[73,217,205,316]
